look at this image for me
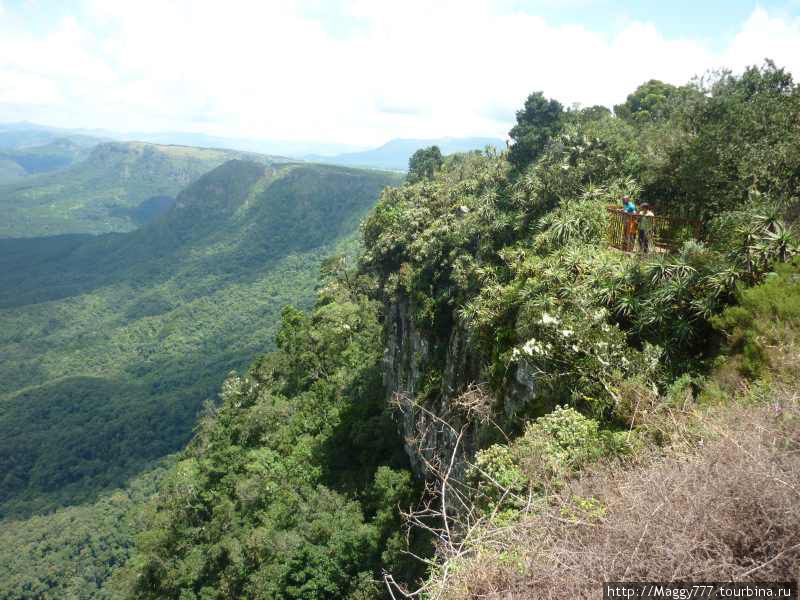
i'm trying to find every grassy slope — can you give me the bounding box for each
[0,159,401,518]
[0,141,271,237]
[435,394,800,599]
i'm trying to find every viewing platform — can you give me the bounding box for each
[606,206,700,252]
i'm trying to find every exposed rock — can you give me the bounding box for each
[504,359,539,419]
[383,295,524,481]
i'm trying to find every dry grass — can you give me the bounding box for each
[438,395,800,599]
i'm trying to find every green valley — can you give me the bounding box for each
[0,159,401,519]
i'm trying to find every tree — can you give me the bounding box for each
[508,91,564,169]
[408,146,443,183]
[643,61,800,220]
[614,79,680,123]
[579,105,612,122]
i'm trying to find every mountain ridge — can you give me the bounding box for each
[0,141,282,237]
[0,121,506,171]
[0,158,402,519]
[0,121,366,160]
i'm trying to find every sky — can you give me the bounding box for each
[1,0,799,147]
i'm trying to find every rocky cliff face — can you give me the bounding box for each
[384,297,480,478]
[382,296,539,480]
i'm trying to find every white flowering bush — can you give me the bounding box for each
[512,302,658,419]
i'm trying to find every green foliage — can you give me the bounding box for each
[407,145,443,183]
[513,406,608,486]
[607,241,739,370]
[664,373,697,409]
[578,105,612,121]
[643,61,800,222]
[0,161,399,519]
[361,61,799,434]
[559,494,606,523]
[467,444,528,517]
[0,461,172,600]
[356,66,799,581]
[511,301,654,419]
[532,194,609,252]
[467,407,623,518]
[508,91,564,169]
[707,191,799,279]
[121,273,423,599]
[613,79,685,123]
[713,257,800,378]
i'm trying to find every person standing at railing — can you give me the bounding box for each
[638,203,655,253]
[622,195,637,251]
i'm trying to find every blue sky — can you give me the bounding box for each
[506,0,799,42]
[1,0,798,145]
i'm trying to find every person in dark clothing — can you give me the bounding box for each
[638,203,655,253]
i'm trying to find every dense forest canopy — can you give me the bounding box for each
[115,61,800,599]
[0,160,400,521]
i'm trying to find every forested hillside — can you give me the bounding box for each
[0,460,174,600]
[0,141,273,237]
[0,137,98,183]
[2,60,798,600]
[0,159,400,524]
[118,62,800,599]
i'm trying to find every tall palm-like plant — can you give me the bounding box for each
[760,220,798,264]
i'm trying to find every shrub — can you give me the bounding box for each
[713,257,800,379]
[512,406,606,491]
[467,444,528,517]
[466,407,622,521]
[533,196,609,252]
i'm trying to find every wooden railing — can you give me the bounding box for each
[606,206,700,252]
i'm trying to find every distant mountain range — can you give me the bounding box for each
[0,122,506,175]
[0,126,103,184]
[0,121,364,162]
[304,136,506,171]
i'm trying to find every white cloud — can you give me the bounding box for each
[723,7,800,76]
[0,1,799,145]
[0,69,61,104]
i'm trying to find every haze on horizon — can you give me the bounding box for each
[1,0,799,147]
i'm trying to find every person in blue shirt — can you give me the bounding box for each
[622,195,637,250]
[623,196,637,214]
